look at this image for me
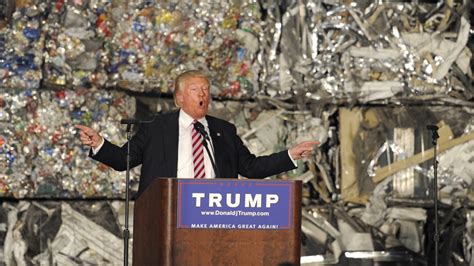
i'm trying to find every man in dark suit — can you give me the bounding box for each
[76,70,318,195]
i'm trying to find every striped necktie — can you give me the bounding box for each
[192,120,205,179]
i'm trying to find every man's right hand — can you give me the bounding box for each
[75,125,103,149]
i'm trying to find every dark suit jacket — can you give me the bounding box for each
[92,110,296,195]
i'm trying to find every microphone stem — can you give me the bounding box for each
[123,126,132,266]
[201,137,220,178]
[208,138,218,175]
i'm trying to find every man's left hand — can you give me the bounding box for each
[289,141,320,160]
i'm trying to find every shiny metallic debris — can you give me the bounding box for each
[0,0,472,265]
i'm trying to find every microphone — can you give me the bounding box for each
[121,118,140,125]
[121,116,156,132]
[426,124,439,142]
[193,121,210,140]
[193,121,220,178]
[426,125,439,131]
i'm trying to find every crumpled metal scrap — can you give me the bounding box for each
[1,0,262,95]
[0,1,46,90]
[434,139,474,206]
[1,201,123,265]
[260,1,472,102]
[96,0,262,95]
[42,0,110,89]
[2,1,471,102]
[0,89,135,198]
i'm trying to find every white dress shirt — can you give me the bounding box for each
[177,109,216,179]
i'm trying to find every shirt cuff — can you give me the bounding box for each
[91,138,105,155]
[287,150,297,167]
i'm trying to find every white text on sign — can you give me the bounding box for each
[191,193,279,208]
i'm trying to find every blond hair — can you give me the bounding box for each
[173,70,210,107]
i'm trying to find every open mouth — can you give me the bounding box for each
[199,101,203,106]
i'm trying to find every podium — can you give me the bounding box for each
[133,178,302,265]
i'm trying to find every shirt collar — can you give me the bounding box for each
[179,109,208,128]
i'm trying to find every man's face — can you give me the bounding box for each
[176,76,210,120]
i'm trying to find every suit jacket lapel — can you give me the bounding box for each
[207,117,224,178]
[163,110,179,177]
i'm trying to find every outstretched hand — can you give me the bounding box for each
[289,141,320,160]
[75,125,103,149]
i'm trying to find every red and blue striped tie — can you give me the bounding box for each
[192,121,205,179]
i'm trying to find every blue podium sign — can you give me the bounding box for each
[177,179,294,230]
